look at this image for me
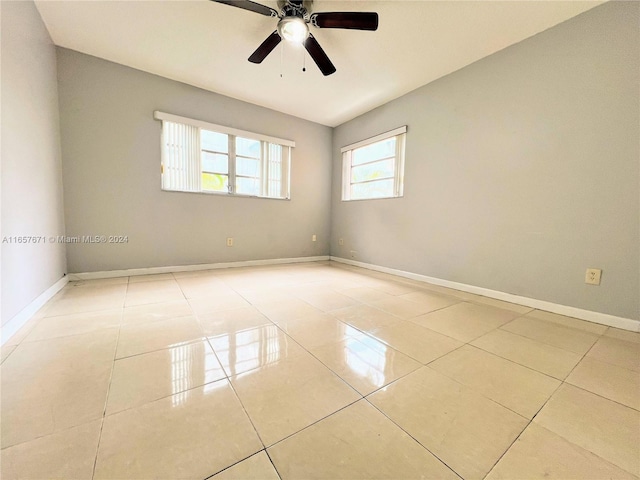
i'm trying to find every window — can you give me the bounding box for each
[341,126,406,201]
[155,111,293,199]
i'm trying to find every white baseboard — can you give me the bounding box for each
[331,256,639,333]
[1,276,69,346]
[67,256,331,281]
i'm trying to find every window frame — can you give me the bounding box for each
[341,126,406,202]
[200,132,230,193]
[155,111,294,200]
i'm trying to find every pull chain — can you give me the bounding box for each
[302,48,306,72]
[280,43,283,78]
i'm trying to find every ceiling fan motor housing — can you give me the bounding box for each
[277,0,313,18]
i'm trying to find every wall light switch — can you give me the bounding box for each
[339,238,344,246]
[312,234,317,242]
[585,268,601,285]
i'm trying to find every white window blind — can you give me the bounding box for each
[161,121,201,192]
[155,111,293,199]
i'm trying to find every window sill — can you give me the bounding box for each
[341,195,403,202]
[162,189,291,201]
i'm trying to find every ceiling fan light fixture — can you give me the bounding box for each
[277,17,309,43]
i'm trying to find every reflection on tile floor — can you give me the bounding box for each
[1,261,638,479]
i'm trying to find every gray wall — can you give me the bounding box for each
[331,2,639,320]
[57,49,332,273]
[1,1,67,326]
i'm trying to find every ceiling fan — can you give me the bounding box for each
[211,0,379,76]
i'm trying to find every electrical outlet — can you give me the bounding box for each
[312,234,317,242]
[339,238,344,246]
[350,250,357,259]
[226,237,233,247]
[585,268,601,285]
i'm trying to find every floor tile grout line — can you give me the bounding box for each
[200,308,420,394]
[201,336,231,383]
[498,420,640,479]
[200,275,300,450]
[17,322,123,346]
[500,317,627,443]
[523,311,611,338]
[264,448,284,480]
[0,345,18,364]
[405,314,519,345]
[261,396,364,451]
[480,379,565,480]
[326,301,402,322]
[101,376,231,418]
[91,304,125,480]
[422,347,551,421]
[36,302,127,321]
[364,360,530,424]
[357,314,579,480]
[461,339,578,382]
[361,395,463,480]
[275,324,384,398]
[310,309,433,365]
[510,327,603,353]
[497,316,606,349]
[201,449,272,480]
[570,352,640,377]
[90,418,106,479]
[493,322,600,355]
[353,361,423,397]
[560,336,640,413]
[561,381,640,413]
[40,281,129,319]
[225,313,367,401]
[399,299,466,316]
[224,376,269,451]
[114,335,209,362]
[562,336,607,386]
[0,416,105,452]
[482,333,637,478]
[0,288,127,454]
[450,342,576,385]
[326,297,532,351]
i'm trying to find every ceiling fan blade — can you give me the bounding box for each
[248,31,282,64]
[211,0,278,17]
[303,34,336,76]
[311,12,378,30]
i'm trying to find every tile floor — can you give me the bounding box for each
[1,261,639,479]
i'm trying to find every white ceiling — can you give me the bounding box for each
[35,0,603,127]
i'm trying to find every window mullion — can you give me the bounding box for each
[282,146,289,199]
[262,142,268,197]
[195,127,202,192]
[342,151,352,201]
[395,133,405,197]
[351,175,395,187]
[228,134,236,194]
[350,155,396,168]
